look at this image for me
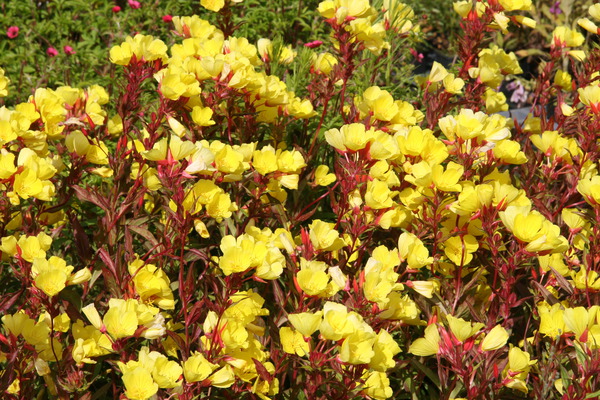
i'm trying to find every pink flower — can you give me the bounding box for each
[7,26,19,39]
[112,5,121,12]
[63,45,76,55]
[409,48,424,63]
[128,0,141,9]
[162,15,173,23]
[304,40,323,49]
[46,47,59,57]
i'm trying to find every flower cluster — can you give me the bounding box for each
[2,1,600,399]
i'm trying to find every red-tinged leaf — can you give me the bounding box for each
[97,248,117,278]
[272,280,286,313]
[166,329,187,353]
[186,300,206,326]
[127,224,159,247]
[0,289,24,314]
[531,280,560,305]
[72,185,111,212]
[124,226,133,255]
[79,393,92,400]
[90,383,112,400]
[252,358,273,383]
[549,265,574,296]
[68,211,92,262]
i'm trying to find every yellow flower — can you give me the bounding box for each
[409,324,440,356]
[129,259,175,310]
[577,174,600,205]
[201,0,225,12]
[319,302,354,340]
[563,306,599,341]
[296,258,331,296]
[443,235,478,266]
[503,347,536,393]
[480,325,509,351]
[309,219,345,251]
[552,26,585,47]
[280,327,310,356]
[325,123,374,152]
[312,52,338,75]
[142,136,197,162]
[398,232,433,269]
[369,329,401,371]
[432,162,464,192]
[288,311,323,337]
[365,179,396,209]
[578,84,600,110]
[361,370,393,400]
[498,0,532,11]
[209,365,236,388]
[0,68,9,98]
[339,329,376,364]
[446,315,483,342]
[183,352,217,382]
[314,165,336,186]
[103,299,139,339]
[122,366,158,400]
[250,146,276,176]
[538,302,565,338]
[578,18,599,34]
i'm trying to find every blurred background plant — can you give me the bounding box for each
[0,0,321,105]
[0,0,197,104]
[405,0,461,54]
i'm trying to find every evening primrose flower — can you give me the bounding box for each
[103,300,139,339]
[0,68,9,97]
[122,366,158,400]
[183,352,217,382]
[201,0,244,12]
[314,165,336,186]
[503,347,536,393]
[578,84,600,113]
[563,306,599,341]
[309,219,345,251]
[109,34,168,65]
[443,235,478,266]
[288,311,323,337]
[31,256,91,297]
[409,324,440,356]
[296,258,331,296]
[538,302,565,338]
[325,123,374,152]
[369,329,401,371]
[480,325,509,351]
[446,315,483,342]
[280,327,310,356]
[552,26,585,47]
[142,135,197,162]
[319,302,355,340]
[397,232,433,270]
[312,52,338,75]
[498,0,532,11]
[577,174,600,205]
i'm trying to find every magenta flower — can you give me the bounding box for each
[163,15,173,23]
[549,1,562,15]
[410,48,424,63]
[46,47,59,57]
[304,40,323,49]
[7,26,19,39]
[112,5,121,12]
[63,45,76,55]
[128,0,141,9]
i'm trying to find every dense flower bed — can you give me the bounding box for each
[2,0,600,399]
